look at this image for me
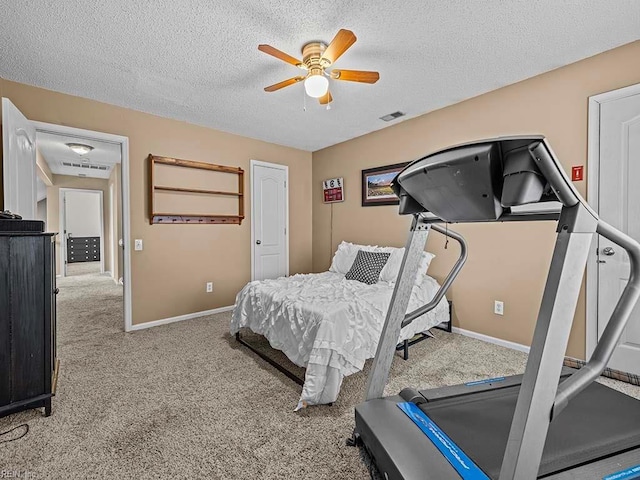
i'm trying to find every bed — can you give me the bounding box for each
[230,242,449,409]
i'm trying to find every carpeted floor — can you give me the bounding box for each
[65,261,102,277]
[2,274,639,479]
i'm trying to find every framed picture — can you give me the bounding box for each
[361,162,409,206]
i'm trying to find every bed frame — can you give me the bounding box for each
[235,331,305,386]
[395,300,452,360]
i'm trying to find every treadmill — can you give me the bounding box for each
[353,136,640,479]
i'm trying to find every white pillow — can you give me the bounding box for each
[381,249,435,284]
[329,241,435,284]
[329,241,359,274]
[379,247,404,283]
[415,252,436,285]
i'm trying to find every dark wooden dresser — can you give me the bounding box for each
[0,219,58,418]
[67,236,100,263]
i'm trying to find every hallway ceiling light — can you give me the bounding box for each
[66,143,94,155]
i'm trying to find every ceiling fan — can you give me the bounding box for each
[259,29,380,105]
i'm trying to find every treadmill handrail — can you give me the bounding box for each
[552,219,640,418]
[402,222,467,328]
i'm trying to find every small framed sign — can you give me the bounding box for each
[323,177,344,203]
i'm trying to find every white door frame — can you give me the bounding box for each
[586,82,640,358]
[59,188,105,276]
[250,159,289,281]
[109,182,116,278]
[32,121,134,332]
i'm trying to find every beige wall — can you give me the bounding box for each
[312,40,640,360]
[46,175,110,275]
[0,78,313,325]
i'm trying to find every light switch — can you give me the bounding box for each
[134,239,143,251]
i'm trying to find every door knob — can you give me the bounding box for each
[256,240,261,245]
[602,247,616,256]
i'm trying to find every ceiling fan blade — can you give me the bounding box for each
[331,69,380,83]
[321,29,357,65]
[264,76,305,92]
[258,44,303,67]
[318,91,333,105]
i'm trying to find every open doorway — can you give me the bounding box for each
[60,189,104,277]
[32,123,131,331]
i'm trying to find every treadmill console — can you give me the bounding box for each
[392,137,562,222]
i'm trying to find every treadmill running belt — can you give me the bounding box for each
[420,382,640,479]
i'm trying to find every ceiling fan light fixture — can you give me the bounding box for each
[260,30,378,105]
[66,143,94,156]
[304,74,329,98]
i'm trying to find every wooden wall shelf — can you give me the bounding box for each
[149,155,244,225]
[154,186,242,197]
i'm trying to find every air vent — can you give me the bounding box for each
[380,111,405,122]
[62,161,109,171]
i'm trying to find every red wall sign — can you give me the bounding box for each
[571,166,584,182]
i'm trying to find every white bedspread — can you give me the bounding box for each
[230,272,448,408]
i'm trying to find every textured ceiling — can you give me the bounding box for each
[2,1,640,152]
[37,132,121,179]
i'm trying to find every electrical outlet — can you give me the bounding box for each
[134,239,143,251]
[494,300,504,316]
[206,282,213,293]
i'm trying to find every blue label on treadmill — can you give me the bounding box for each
[603,465,640,480]
[398,402,490,480]
[464,377,505,387]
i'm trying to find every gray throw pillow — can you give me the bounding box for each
[345,250,390,285]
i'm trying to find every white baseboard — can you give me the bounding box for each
[129,305,235,331]
[103,271,117,284]
[451,327,530,354]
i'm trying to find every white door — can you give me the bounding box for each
[597,89,640,374]
[252,161,288,281]
[2,98,36,219]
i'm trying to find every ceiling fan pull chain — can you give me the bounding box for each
[303,88,307,112]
